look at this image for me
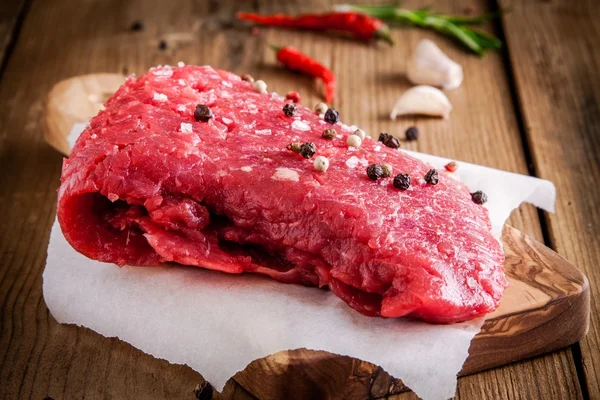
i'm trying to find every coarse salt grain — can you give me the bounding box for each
[271,167,300,182]
[222,117,233,125]
[152,69,173,77]
[177,105,187,112]
[222,80,233,88]
[178,79,186,86]
[291,120,310,132]
[180,123,193,133]
[241,166,253,172]
[255,129,272,136]
[153,93,168,102]
[346,156,360,168]
[177,61,185,67]
[374,145,381,152]
[107,193,119,202]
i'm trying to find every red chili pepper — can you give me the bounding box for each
[271,45,336,104]
[237,12,393,45]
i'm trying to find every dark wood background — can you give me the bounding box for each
[0,0,598,399]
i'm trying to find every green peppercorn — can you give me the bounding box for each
[322,128,337,139]
[283,103,297,117]
[367,164,384,181]
[286,142,302,153]
[471,191,488,204]
[194,104,213,122]
[393,173,411,190]
[424,169,439,185]
[240,73,254,83]
[299,142,317,159]
[381,163,393,177]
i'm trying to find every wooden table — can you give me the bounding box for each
[0,0,597,399]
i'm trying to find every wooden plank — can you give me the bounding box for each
[0,0,28,70]
[0,0,583,399]
[500,0,600,398]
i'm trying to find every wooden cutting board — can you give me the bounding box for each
[43,74,590,397]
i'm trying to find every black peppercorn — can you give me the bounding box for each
[367,164,384,181]
[322,128,337,139]
[283,103,297,117]
[471,191,488,205]
[384,136,400,149]
[393,173,411,190]
[158,39,168,50]
[299,142,317,159]
[130,20,144,32]
[378,132,391,143]
[194,104,213,122]
[324,108,340,124]
[424,169,439,185]
[405,126,419,141]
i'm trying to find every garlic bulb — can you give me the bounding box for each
[407,39,463,90]
[390,85,452,119]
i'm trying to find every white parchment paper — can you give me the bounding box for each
[44,128,556,400]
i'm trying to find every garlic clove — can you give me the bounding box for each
[407,39,463,90]
[390,85,453,119]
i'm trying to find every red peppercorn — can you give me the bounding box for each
[285,91,302,103]
[444,161,458,172]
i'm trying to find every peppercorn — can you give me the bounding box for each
[314,102,328,115]
[241,73,255,83]
[347,135,362,148]
[322,128,337,139]
[405,126,419,141]
[393,173,411,190]
[287,142,302,153]
[253,80,267,94]
[384,136,400,149]
[367,164,384,181]
[130,20,144,32]
[424,169,439,185]
[313,156,329,172]
[324,108,340,124]
[471,191,488,205]
[381,163,393,177]
[378,132,391,143]
[194,104,213,122]
[283,103,297,117]
[299,142,317,159]
[353,128,366,140]
[444,161,458,172]
[285,91,301,103]
[158,39,168,50]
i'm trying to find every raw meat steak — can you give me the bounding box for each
[58,65,506,323]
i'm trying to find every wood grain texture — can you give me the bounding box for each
[500,0,600,398]
[0,0,588,398]
[0,0,28,68]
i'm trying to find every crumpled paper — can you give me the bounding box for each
[43,127,555,400]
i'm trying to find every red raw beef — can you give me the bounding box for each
[58,65,506,323]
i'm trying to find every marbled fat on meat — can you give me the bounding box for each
[58,65,507,323]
